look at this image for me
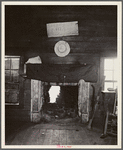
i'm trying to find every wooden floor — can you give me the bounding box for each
[5,119,117,145]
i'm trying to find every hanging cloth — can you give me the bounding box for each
[26,64,98,83]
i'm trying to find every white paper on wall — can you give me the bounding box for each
[46,21,79,37]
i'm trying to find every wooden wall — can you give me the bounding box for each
[5,6,117,58]
[5,79,31,122]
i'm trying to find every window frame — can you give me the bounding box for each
[104,57,118,91]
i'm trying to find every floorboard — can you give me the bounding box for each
[59,130,67,145]
[43,129,53,145]
[22,128,40,145]
[67,130,76,145]
[5,120,117,146]
[37,129,47,145]
[72,129,90,145]
[51,130,60,145]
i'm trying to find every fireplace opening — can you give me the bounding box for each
[49,86,60,103]
[42,85,78,121]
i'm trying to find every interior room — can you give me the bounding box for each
[3,3,120,146]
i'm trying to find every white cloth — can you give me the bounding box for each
[26,56,42,64]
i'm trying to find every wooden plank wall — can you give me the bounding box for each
[40,53,100,65]
[5,79,31,122]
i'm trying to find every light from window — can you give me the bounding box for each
[104,58,118,91]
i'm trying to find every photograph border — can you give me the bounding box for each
[1,1,122,149]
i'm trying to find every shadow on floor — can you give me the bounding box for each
[5,120,35,145]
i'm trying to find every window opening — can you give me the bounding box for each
[5,56,20,105]
[104,58,118,91]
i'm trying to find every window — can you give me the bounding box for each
[5,56,20,105]
[104,58,118,91]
